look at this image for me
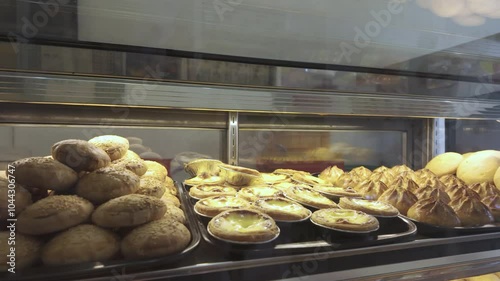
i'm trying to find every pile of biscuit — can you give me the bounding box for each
[0,135,190,272]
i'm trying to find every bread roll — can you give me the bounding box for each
[425,152,464,177]
[136,177,167,198]
[75,167,140,204]
[378,186,417,215]
[88,135,129,161]
[164,204,186,224]
[457,151,500,184]
[0,178,32,221]
[355,180,388,200]
[494,167,500,191]
[18,195,93,235]
[112,156,147,177]
[8,157,78,192]
[160,193,181,208]
[449,196,494,227]
[92,194,166,228]
[121,218,191,259]
[407,198,461,227]
[143,161,168,181]
[41,224,119,266]
[0,232,42,272]
[51,139,111,172]
[413,185,451,204]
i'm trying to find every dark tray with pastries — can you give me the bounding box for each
[182,183,417,257]
[1,182,201,281]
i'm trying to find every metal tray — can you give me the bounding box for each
[403,216,500,238]
[2,182,201,281]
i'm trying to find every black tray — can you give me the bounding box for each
[2,182,201,281]
[403,216,500,238]
[183,184,417,257]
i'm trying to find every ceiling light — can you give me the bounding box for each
[430,0,466,17]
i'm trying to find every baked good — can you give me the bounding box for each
[390,177,420,193]
[469,182,500,198]
[335,173,360,188]
[481,195,500,222]
[122,218,191,259]
[283,186,337,209]
[112,156,147,177]
[311,208,379,232]
[194,195,251,217]
[237,186,282,202]
[398,171,420,184]
[189,185,237,199]
[292,173,328,186]
[373,166,389,174]
[494,166,500,190]
[457,150,500,184]
[164,204,187,224]
[417,177,446,190]
[272,181,295,191]
[143,160,168,181]
[339,197,399,217]
[440,174,466,188]
[252,197,311,221]
[318,166,344,185]
[8,157,78,192]
[18,195,93,235]
[349,166,372,180]
[391,164,413,175]
[413,185,451,204]
[0,178,32,220]
[414,168,438,180]
[407,198,461,227]
[184,159,222,178]
[220,165,261,186]
[184,176,225,186]
[259,173,288,185]
[378,186,417,215]
[449,196,494,227]
[76,167,140,204]
[425,152,464,177]
[41,224,119,266]
[160,193,181,208]
[447,186,481,201]
[355,180,388,200]
[92,194,166,228]
[314,185,361,199]
[88,135,129,161]
[136,177,167,198]
[51,139,111,172]
[208,209,279,243]
[273,169,309,176]
[369,172,395,185]
[0,232,42,272]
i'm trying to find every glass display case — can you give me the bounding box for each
[1,1,500,280]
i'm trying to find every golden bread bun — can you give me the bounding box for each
[8,157,78,192]
[160,193,181,208]
[378,186,417,215]
[449,196,494,227]
[18,195,93,235]
[0,178,32,221]
[88,135,129,161]
[51,139,111,172]
[121,218,191,259]
[407,198,460,227]
[0,232,42,272]
[164,204,186,224]
[369,171,395,185]
[440,175,466,189]
[355,180,388,200]
[184,159,222,178]
[481,195,500,222]
[92,194,166,228]
[494,166,500,191]
[112,156,147,177]
[469,182,500,198]
[41,224,119,266]
[143,160,168,181]
[390,177,420,193]
[413,185,451,204]
[457,150,500,185]
[318,166,344,185]
[75,167,140,204]
[447,186,481,201]
[425,152,463,177]
[349,166,372,180]
[136,177,167,198]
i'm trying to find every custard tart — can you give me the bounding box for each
[184,159,223,178]
[272,181,295,191]
[292,173,328,186]
[194,195,251,217]
[208,209,280,243]
[338,197,399,217]
[189,185,237,200]
[237,186,282,202]
[252,197,311,222]
[313,185,361,199]
[220,165,261,186]
[311,208,379,233]
[283,186,338,209]
[184,176,225,186]
[261,173,289,184]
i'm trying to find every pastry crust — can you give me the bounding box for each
[355,180,388,200]
[220,165,261,186]
[446,186,481,201]
[208,209,279,243]
[335,173,360,188]
[184,176,225,186]
[112,156,147,177]
[338,197,399,217]
[273,169,309,176]
[51,139,111,172]
[482,195,500,222]
[413,185,451,204]
[369,172,395,185]
[136,177,167,198]
[407,198,461,228]
[318,166,344,185]
[373,166,389,174]
[391,165,414,175]
[311,208,379,232]
[449,196,494,227]
[184,159,223,178]
[378,186,417,216]
[468,182,500,198]
[390,176,420,193]
[440,175,466,189]
[349,166,372,180]
[253,197,312,221]
[237,186,282,202]
[292,173,328,186]
[283,186,337,209]
[314,185,361,199]
[261,173,289,184]
[88,135,129,161]
[143,160,168,182]
[189,185,237,200]
[194,195,251,217]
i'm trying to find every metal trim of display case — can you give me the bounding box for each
[1,72,500,119]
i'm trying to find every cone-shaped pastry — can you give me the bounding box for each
[449,196,494,227]
[335,173,359,188]
[440,175,466,188]
[481,195,500,222]
[355,179,389,200]
[407,198,461,227]
[390,176,420,193]
[468,182,500,198]
[369,172,395,185]
[417,177,446,190]
[319,166,344,185]
[447,186,481,201]
[413,185,451,204]
[373,166,389,174]
[391,164,413,175]
[349,166,372,180]
[415,168,438,181]
[399,171,419,184]
[378,186,418,215]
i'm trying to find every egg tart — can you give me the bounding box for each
[373,166,389,174]
[220,165,262,186]
[292,173,327,186]
[338,197,399,217]
[413,185,451,204]
[189,185,237,200]
[184,176,225,186]
[273,169,309,177]
[261,173,288,184]
[378,186,418,216]
[311,208,379,233]
[446,186,481,201]
[369,172,395,185]
[208,209,280,243]
[319,166,344,185]
[390,177,420,193]
[469,182,500,198]
[355,180,388,200]
[283,186,338,209]
[184,159,223,178]
[440,175,466,189]
[194,195,251,217]
[481,195,500,222]
[273,181,295,191]
[349,166,372,180]
[253,197,311,221]
[313,185,361,199]
[449,196,494,227]
[391,164,413,175]
[238,186,282,202]
[407,198,461,228]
